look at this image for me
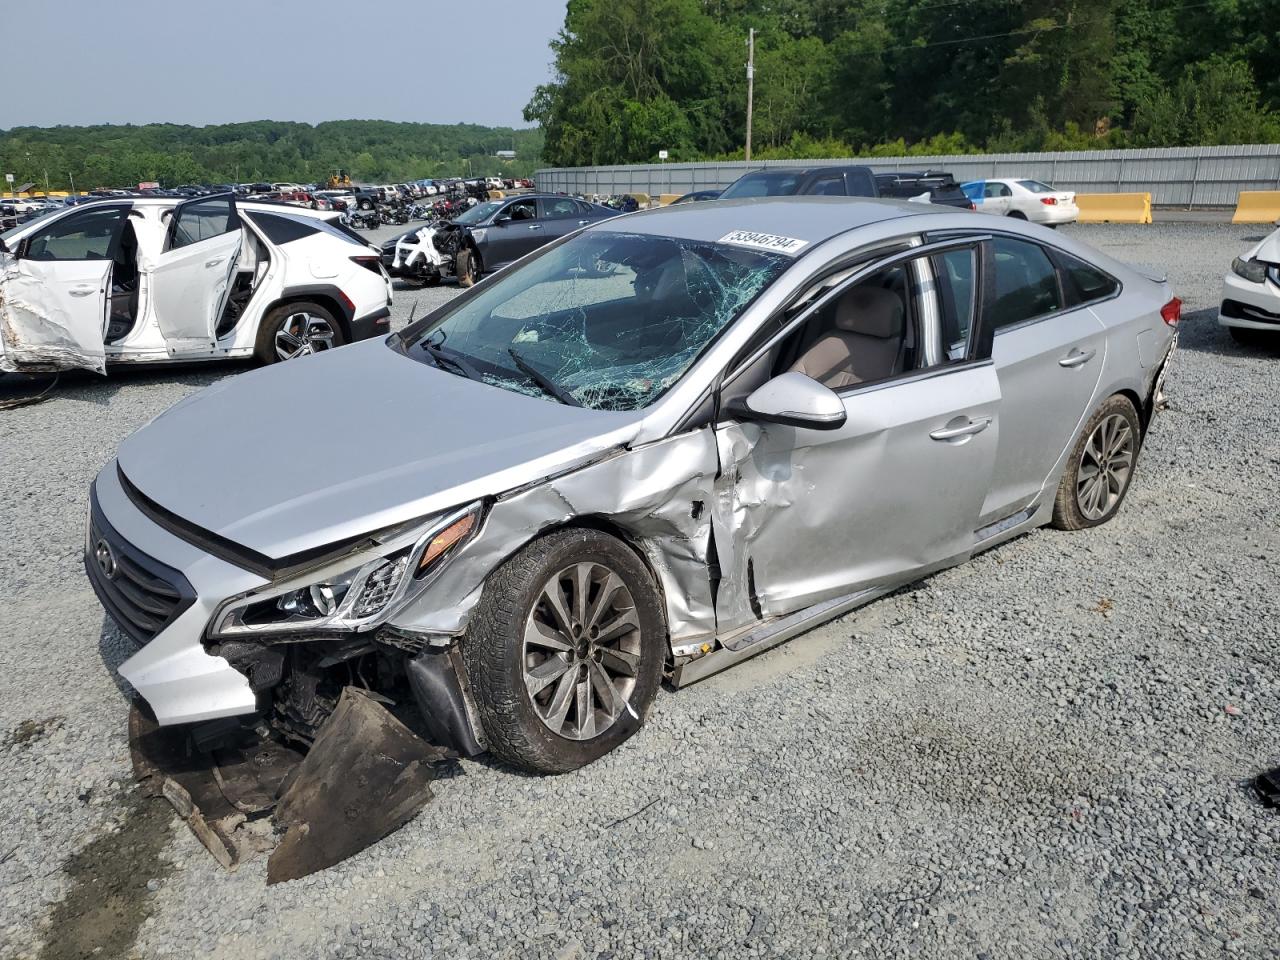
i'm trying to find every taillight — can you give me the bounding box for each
[350,255,382,276]
[1041,197,1057,205]
[968,202,976,211]
[1160,297,1182,326]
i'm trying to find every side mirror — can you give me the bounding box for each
[494,214,512,224]
[727,372,847,431]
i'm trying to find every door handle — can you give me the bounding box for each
[1058,348,1096,368]
[69,286,95,297]
[205,257,225,268]
[930,416,992,442]
[527,224,542,231]
[577,219,590,225]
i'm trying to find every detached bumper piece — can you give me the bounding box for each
[129,687,447,883]
[1255,767,1280,809]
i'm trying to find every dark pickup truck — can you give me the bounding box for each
[874,171,974,210]
[718,165,880,199]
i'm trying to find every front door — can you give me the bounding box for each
[151,194,242,355]
[0,204,127,375]
[979,235,1107,526]
[711,244,1000,632]
[484,198,541,268]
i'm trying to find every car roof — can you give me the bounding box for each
[588,196,933,245]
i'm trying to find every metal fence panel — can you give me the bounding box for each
[536,144,1280,207]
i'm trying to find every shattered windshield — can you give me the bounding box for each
[398,231,790,411]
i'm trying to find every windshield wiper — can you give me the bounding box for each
[508,347,581,407]
[423,340,482,382]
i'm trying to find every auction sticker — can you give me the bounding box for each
[718,230,808,254]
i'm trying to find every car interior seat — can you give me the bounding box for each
[788,285,906,389]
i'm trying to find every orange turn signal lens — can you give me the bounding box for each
[416,513,476,576]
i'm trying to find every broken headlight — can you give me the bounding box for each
[1231,257,1268,284]
[210,503,482,638]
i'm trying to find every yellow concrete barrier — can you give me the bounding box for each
[658,193,682,206]
[1231,191,1280,224]
[1075,192,1152,224]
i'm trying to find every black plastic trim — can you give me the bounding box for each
[86,484,196,647]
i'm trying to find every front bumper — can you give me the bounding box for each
[89,461,264,725]
[1219,271,1280,329]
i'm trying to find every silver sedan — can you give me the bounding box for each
[87,197,1179,773]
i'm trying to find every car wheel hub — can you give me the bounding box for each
[522,561,641,741]
[275,313,336,361]
[1077,413,1134,520]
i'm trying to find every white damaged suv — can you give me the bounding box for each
[0,194,393,375]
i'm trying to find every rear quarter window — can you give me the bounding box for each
[248,212,321,245]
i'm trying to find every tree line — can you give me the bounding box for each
[0,121,546,191]
[526,0,1280,166]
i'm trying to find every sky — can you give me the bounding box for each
[0,0,567,129]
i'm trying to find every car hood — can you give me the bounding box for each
[116,339,644,562]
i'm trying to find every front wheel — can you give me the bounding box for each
[1050,394,1142,530]
[461,528,666,773]
[254,302,345,364]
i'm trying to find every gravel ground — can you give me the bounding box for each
[1,222,1278,960]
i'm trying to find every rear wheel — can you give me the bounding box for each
[461,528,666,773]
[1051,394,1141,530]
[1007,210,1028,220]
[255,302,345,364]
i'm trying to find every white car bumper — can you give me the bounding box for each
[1219,269,1280,330]
[1032,202,1079,225]
[88,460,265,725]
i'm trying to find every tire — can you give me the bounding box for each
[1007,210,1028,220]
[254,301,346,365]
[461,528,667,774]
[1050,394,1142,531]
[456,246,482,287]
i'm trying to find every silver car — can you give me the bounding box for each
[87,198,1179,773]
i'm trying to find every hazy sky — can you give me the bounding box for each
[0,0,567,129]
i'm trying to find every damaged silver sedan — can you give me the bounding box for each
[88,197,1178,776]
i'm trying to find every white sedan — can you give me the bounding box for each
[964,178,1079,226]
[1219,226,1280,344]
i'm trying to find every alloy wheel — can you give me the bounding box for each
[275,313,337,361]
[1076,413,1135,521]
[522,561,642,741]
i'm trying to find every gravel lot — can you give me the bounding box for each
[2,222,1278,960]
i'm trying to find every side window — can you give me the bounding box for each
[541,197,581,219]
[774,263,918,391]
[248,212,320,245]
[810,173,846,197]
[1056,251,1120,306]
[504,199,537,221]
[169,196,237,251]
[987,237,1062,331]
[24,207,125,261]
[846,169,877,197]
[932,248,977,360]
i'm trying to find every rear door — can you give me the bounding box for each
[978,235,1107,527]
[0,204,127,374]
[151,194,242,354]
[984,182,1013,215]
[537,196,592,242]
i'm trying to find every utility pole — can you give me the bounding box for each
[745,28,755,161]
